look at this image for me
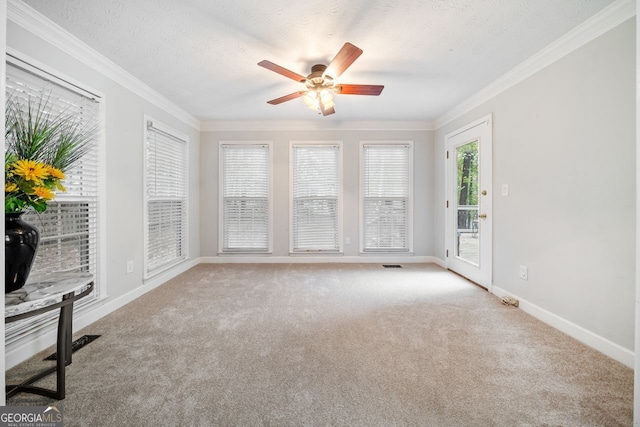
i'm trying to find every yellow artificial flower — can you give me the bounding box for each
[32,186,55,200]
[55,182,67,192]
[12,160,49,183]
[4,182,18,193]
[46,166,65,180]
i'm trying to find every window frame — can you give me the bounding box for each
[289,141,343,254]
[5,50,107,345]
[359,140,414,254]
[218,141,273,254]
[143,116,189,279]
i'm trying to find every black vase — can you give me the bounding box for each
[5,212,40,293]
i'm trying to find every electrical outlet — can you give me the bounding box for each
[126,261,133,274]
[502,184,509,196]
[519,265,528,281]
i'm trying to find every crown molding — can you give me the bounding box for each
[7,0,201,131]
[434,0,636,129]
[201,120,435,132]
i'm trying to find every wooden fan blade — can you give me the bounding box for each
[258,60,306,82]
[267,91,306,105]
[319,102,335,116]
[323,42,363,80]
[335,84,384,96]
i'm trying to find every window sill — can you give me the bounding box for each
[217,251,273,256]
[359,251,415,256]
[289,251,344,256]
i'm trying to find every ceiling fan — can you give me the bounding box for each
[258,42,384,116]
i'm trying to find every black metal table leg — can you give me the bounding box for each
[5,282,93,400]
[55,298,71,399]
[66,298,74,366]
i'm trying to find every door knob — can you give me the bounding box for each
[478,214,487,219]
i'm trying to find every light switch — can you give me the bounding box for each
[501,184,509,196]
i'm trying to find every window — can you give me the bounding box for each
[290,142,342,253]
[361,142,413,253]
[25,203,93,274]
[144,119,188,278]
[220,143,272,252]
[6,55,103,343]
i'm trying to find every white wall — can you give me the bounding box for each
[435,19,636,354]
[5,19,201,366]
[200,129,435,259]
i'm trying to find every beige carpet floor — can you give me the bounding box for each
[6,263,633,426]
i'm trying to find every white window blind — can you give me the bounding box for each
[220,144,270,252]
[5,58,102,343]
[362,143,412,252]
[144,121,188,277]
[291,144,341,252]
[7,63,100,276]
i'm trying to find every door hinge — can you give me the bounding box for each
[446,151,449,159]
[446,200,449,208]
[446,249,449,257]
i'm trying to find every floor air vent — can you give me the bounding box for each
[44,335,101,361]
[382,264,402,268]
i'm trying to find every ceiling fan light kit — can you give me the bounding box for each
[302,64,335,112]
[258,42,384,116]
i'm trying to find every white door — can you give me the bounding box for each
[445,115,492,289]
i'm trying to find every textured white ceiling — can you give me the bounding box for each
[22,0,616,122]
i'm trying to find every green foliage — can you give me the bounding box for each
[456,141,478,206]
[5,91,98,214]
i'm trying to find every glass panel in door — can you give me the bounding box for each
[455,140,479,265]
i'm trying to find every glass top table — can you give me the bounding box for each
[5,272,94,400]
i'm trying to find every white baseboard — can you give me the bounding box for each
[492,286,634,368]
[430,257,446,268]
[200,255,440,264]
[5,258,199,369]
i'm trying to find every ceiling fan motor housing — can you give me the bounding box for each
[306,64,333,89]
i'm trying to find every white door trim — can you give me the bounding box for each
[445,114,493,290]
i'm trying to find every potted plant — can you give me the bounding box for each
[5,91,97,293]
